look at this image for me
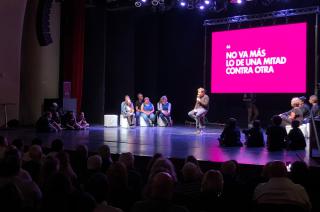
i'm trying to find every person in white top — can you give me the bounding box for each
[253,161,311,211]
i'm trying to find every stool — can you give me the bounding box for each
[139,116,149,127]
[104,115,118,127]
[120,114,136,128]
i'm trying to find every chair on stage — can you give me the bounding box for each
[120,114,135,128]
[139,116,149,127]
[104,115,118,127]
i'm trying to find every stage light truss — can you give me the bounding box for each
[204,6,320,26]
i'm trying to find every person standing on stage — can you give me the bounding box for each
[243,93,259,128]
[141,97,155,126]
[135,93,144,126]
[188,87,210,133]
[121,95,135,126]
[309,95,320,117]
[157,96,172,127]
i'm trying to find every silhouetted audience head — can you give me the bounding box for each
[149,158,177,182]
[40,156,60,186]
[86,173,109,203]
[98,144,111,159]
[107,162,128,190]
[76,144,88,159]
[185,155,199,166]
[201,170,224,194]
[146,153,163,174]
[182,162,201,182]
[290,161,309,186]
[0,147,21,177]
[119,152,135,169]
[291,120,300,128]
[51,139,64,152]
[0,136,8,147]
[29,145,43,161]
[271,115,282,126]
[268,161,287,178]
[31,137,43,146]
[11,138,24,152]
[150,172,175,200]
[221,160,237,176]
[87,155,103,171]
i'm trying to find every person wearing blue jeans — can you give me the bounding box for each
[141,97,155,126]
[135,93,144,126]
[157,96,172,126]
[188,87,210,133]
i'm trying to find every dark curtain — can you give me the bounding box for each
[62,0,85,111]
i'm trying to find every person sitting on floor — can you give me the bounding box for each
[309,95,320,117]
[65,111,81,130]
[266,115,287,151]
[77,112,90,129]
[219,118,243,147]
[141,97,156,127]
[287,120,306,150]
[121,95,135,127]
[36,112,61,132]
[157,96,172,127]
[243,120,265,147]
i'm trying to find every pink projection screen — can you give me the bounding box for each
[211,22,307,94]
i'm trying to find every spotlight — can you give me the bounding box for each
[180,1,186,6]
[230,0,242,3]
[141,0,147,2]
[237,0,242,3]
[151,0,159,6]
[135,1,142,7]
[199,5,204,10]
[204,0,210,5]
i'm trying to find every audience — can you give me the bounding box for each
[253,161,311,211]
[287,120,306,150]
[219,118,243,147]
[266,115,287,151]
[0,135,318,212]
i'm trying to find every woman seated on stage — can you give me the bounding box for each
[242,120,264,147]
[219,118,243,147]
[279,97,303,126]
[140,97,155,126]
[36,111,61,132]
[157,96,172,127]
[77,112,90,129]
[266,115,287,151]
[65,111,81,130]
[121,95,135,126]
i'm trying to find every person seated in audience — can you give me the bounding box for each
[266,115,287,151]
[309,95,320,117]
[121,95,135,127]
[98,144,113,173]
[219,118,243,147]
[135,93,144,126]
[47,139,64,158]
[86,173,123,212]
[141,97,156,126]
[299,96,311,121]
[84,155,103,183]
[65,111,81,130]
[0,136,8,159]
[22,145,43,184]
[253,161,311,211]
[36,111,61,132]
[11,138,24,154]
[289,161,310,191]
[77,112,90,129]
[132,172,189,212]
[196,170,224,212]
[185,155,203,177]
[243,120,265,147]
[280,97,303,126]
[287,120,306,150]
[157,96,172,126]
[149,158,178,183]
[119,152,142,201]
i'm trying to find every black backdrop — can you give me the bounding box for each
[82,3,318,127]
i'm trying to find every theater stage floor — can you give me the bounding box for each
[1,125,318,167]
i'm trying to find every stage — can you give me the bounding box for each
[1,125,318,167]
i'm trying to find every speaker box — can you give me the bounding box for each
[37,0,53,46]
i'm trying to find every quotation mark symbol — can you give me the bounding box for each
[226,44,231,49]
